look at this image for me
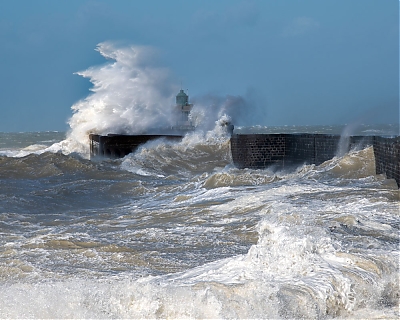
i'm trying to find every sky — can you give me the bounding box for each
[0,0,398,132]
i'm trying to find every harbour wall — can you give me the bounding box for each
[373,136,400,186]
[89,134,182,158]
[230,134,399,187]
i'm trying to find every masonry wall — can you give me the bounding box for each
[284,134,315,165]
[230,134,286,168]
[89,134,182,158]
[373,136,400,185]
[230,134,399,187]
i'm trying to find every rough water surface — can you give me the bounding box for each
[0,126,398,319]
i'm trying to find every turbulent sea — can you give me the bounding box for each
[0,124,399,319]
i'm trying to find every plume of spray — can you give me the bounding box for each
[336,101,400,157]
[66,42,178,154]
[336,124,353,158]
[190,89,265,132]
[336,115,373,157]
[189,95,244,132]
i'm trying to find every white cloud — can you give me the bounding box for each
[192,0,259,30]
[282,17,320,37]
[225,0,260,27]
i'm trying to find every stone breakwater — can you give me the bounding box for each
[89,134,183,158]
[230,133,400,187]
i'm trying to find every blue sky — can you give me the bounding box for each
[0,0,398,132]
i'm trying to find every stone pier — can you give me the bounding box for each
[230,133,399,187]
[89,134,182,158]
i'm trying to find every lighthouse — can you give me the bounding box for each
[175,89,194,130]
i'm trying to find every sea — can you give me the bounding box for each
[1,42,399,319]
[0,123,399,319]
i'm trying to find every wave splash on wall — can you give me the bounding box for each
[63,42,246,156]
[66,42,178,154]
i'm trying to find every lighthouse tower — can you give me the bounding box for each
[175,89,194,130]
